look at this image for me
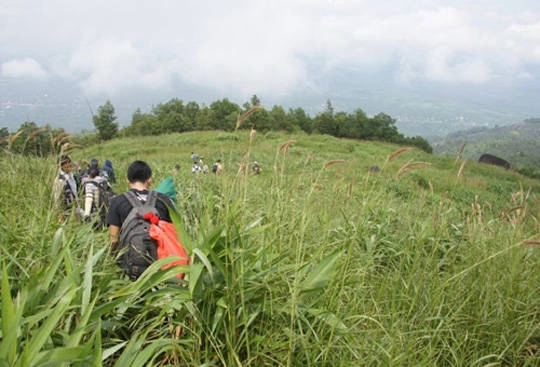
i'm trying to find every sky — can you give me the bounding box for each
[1,0,540,135]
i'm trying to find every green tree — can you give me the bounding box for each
[288,107,312,133]
[209,99,241,131]
[93,100,119,140]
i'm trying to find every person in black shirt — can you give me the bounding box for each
[107,160,173,252]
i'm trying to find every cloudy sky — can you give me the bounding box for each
[1,0,540,133]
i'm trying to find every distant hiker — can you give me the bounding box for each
[53,154,84,219]
[252,161,261,175]
[81,158,100,182]
[191,152,199,162]
[101,159,116,183]
[83,168,113,229]
[191,161,202,174]
[156,164,180,203]
[212,159,224,174]
[107,160,174,280]
[200,158,209,174]
[369,165,380,173]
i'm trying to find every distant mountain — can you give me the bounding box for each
[432,118,540,172]
[2,67,540,138]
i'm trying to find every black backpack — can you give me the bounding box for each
[117,191,159,280]
[84,180,116,228]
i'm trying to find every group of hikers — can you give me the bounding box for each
[53,153,262,281]
[190,152,224,175]
[53,155,116,226]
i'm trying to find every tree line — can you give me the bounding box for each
[1,95,433,156]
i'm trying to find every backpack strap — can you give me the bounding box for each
[120,191,158,232]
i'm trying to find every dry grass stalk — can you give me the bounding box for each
[457,160,467,178]
[236,105,263,130]
[396,162,431,178]
[237,161,247,175]
[249,128,256,142]
[60,143,82,154]
[57,135,71,146]
[523,240,540,246]
[26,127,49,141]
[278,139,295,154]
[454,143,466,165]
[323,159,345,169]
[305,154,314,164]
[52,132,70,145]
[348,179,354,198]
[7,131,23,150]
[386,147,414,163]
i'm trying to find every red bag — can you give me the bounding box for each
[143,213,189,279]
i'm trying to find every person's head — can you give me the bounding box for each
[127,160,152,185]
[90,158,99,169]
[173,164,180,174]
[88,168,100,179]
[60,155,72,172]
[104,159,112,168]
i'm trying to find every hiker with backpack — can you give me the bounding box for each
[212,159,223,174]
[83,168,114,229]
[156,164,180,203]
[107,160,176,280]
[53,154,84,219]
[101,159,116,183]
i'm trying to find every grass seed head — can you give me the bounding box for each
[386,147,414,163]
[397,161,431,178]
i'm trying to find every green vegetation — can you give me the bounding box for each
[2,96,432,155]
[1,131,539,366]
[433,119,540,178]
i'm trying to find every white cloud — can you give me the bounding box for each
[1,58,48,79]
[1,0,540,97]
[66,38,171,95]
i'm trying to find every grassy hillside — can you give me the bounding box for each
[433,120,540,176]
[1,130,539,366]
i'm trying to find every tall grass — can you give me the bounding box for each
[1,131,539,366]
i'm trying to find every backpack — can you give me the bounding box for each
[212,164,218,173]
[143,212,190,279]
[155,177,177,203]
[84,179,116,228]
[58,173,77,208]
[117,191,159,280]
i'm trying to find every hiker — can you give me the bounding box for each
[156,164,180,203]
[191,152,199,162]
[191,160,202,174]
[53,154,84,219]
[200,158,209,174]
[83,167,109,227]
[252,161,261,175]
[81,158,100,183]
[212,159,224,174]
[107,160,174,280]
[101,159,116,183]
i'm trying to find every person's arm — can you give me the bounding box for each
[109,225,120,252]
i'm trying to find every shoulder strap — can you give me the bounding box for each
[124,191,142,207]
[146,190,158,207]
[120,191,159,235]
